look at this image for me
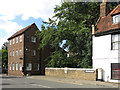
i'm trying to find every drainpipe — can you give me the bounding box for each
[92,24,95,35]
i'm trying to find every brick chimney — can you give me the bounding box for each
[100,0,109,17]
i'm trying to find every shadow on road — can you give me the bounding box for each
[1,76,23,79]
[0,83,12,85]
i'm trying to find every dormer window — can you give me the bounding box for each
[113,14,119,24]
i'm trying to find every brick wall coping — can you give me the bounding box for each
[45,67,96,71]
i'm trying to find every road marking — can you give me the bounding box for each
[30,83,52,88]
[2,79,14,81]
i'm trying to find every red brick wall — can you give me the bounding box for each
[24,25,41,75]
[8,34,24,76]
[8,24,50,76]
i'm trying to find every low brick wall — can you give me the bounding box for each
[45,68,97,81]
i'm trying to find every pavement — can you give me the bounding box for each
[27,75,120,88]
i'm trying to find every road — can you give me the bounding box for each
[1,75,118,88]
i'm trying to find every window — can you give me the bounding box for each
[10,40,11,45]
[19,63,22,71]
[13,39,15,44]
[12,64,14,70]
[13,51,14,56]
[31,36,36,43]
[10,52,11,56]
[16,37,18,43]
[113,14,120,24]
[34,64,39,71]
[15,63,18,70]
[26,63,32,71]
[26,35,29,38]
[31,50,36,56]
[16,50,18,56]
[111,63,120,80]
[19,49,22,56]
[20,36,22,42]
[9,64,11,70]
[111,34,120,50]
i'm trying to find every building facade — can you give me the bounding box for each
[92,1,120,83]
[8,23,49,76]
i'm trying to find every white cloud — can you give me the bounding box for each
[0,0,61,21]
[0,36,8,49]
[0,16,23,35]
[0,16,23,48]
[0,0,61,48]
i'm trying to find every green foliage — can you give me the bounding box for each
[0,49,2,65]
[0,49,8,68]
[36,2,118,68]
[2,49,8,68]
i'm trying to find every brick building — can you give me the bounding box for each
[92,1,120,83]
[8,23,49,76]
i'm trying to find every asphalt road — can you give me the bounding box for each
[0,75,118,88]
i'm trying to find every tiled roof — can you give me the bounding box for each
[95,4,120,35]
[110,4,120,15]
[8,23,36,40]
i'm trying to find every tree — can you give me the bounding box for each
[36,2,118,68]
[1,42,8,69]
[0,49,2,66]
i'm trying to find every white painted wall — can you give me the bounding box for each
[92,34,120,83]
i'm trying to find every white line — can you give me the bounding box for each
[30,83,52,88]
[2,79,14,81]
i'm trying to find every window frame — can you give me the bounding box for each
[9,64,11,70]
[34,63,39,71]
[13,51,14,56]
[15,63,18,71]
[13,39,15,44]
[20,35,22,42]
[111,63,120,80]
[10,51,11,56]
[12,63,14,70]
[19,63,22,71]
[111,34,120,50]
[16,37,18,43]
[16,50,18,56]
[26,63,32,71]
[19,49,22,56]
[31,36,36,43]
[10,40,11,45]
[31,50,36,56]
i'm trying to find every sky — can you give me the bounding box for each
[0,0,61,48]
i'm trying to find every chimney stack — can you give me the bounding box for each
[100,0,109,17]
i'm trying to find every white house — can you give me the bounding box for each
[92,1,120,83]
